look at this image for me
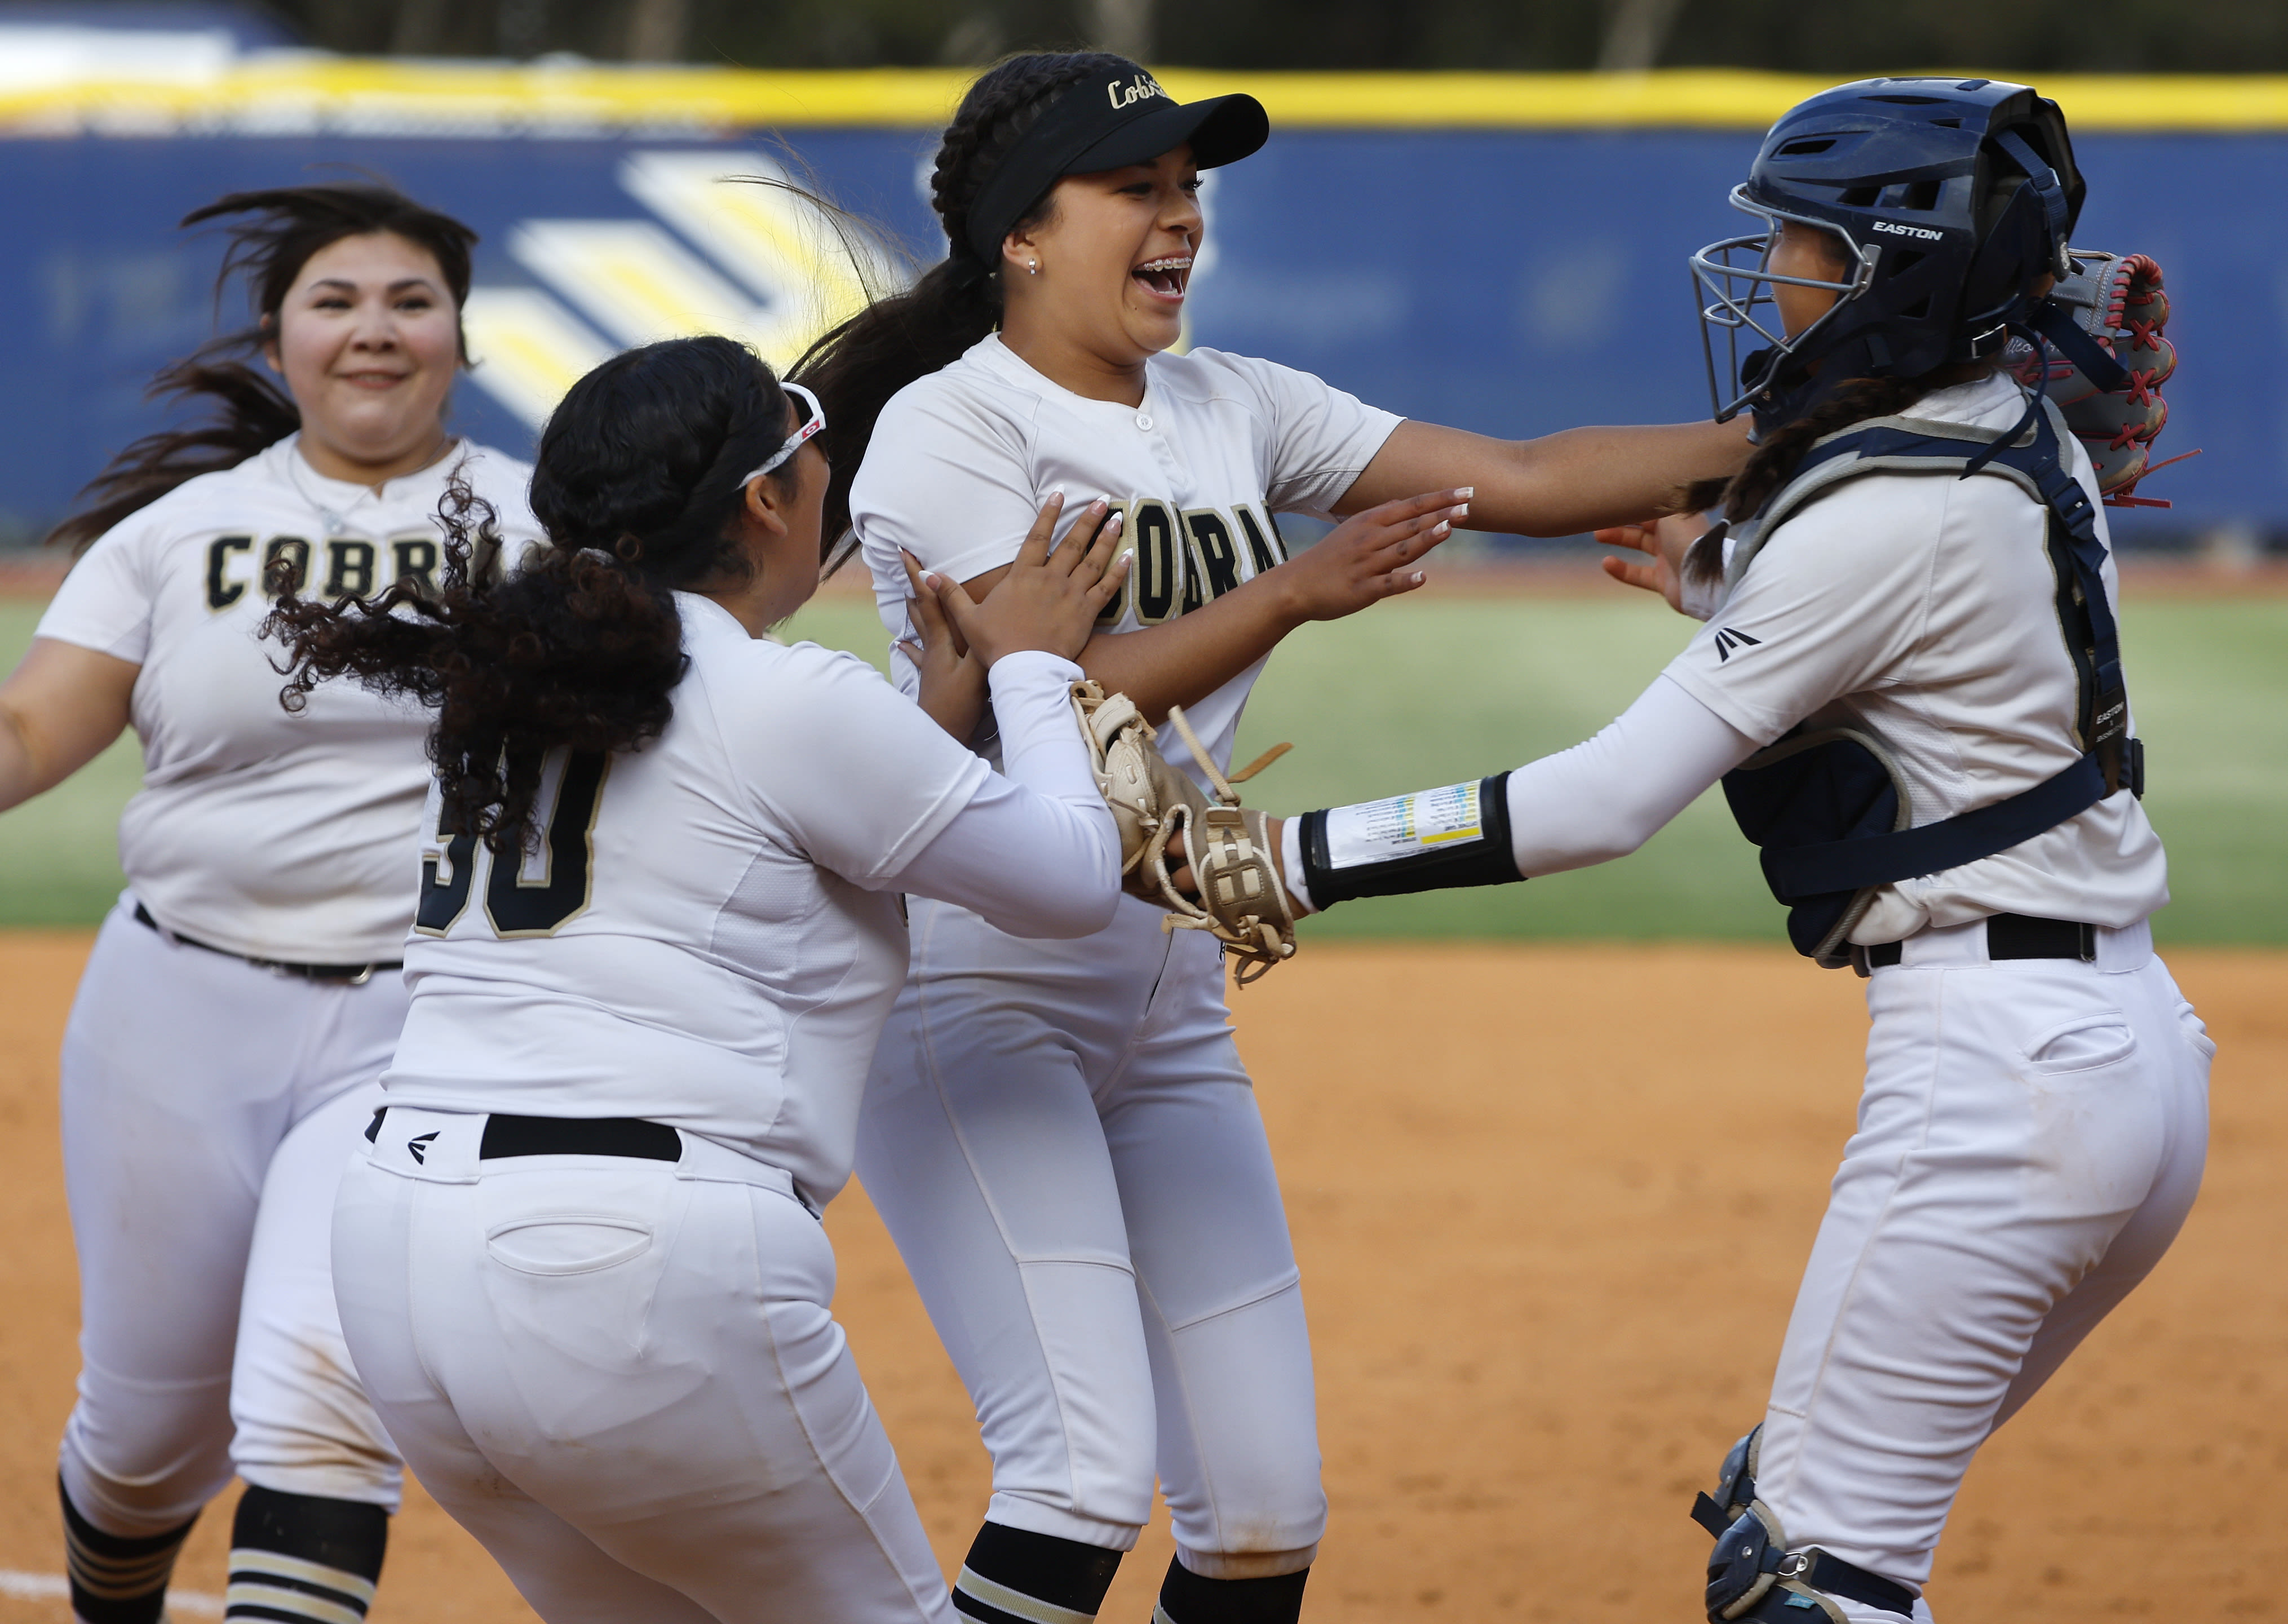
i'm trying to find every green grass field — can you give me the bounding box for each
[3,587,2282,941]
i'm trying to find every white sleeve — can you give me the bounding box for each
[886,651,1121,938]
[36,520,157,663]
[1501,675,1760,874]
[1279,676,1758,910]
[851,389,1046,588]
[1197,349,1402,517]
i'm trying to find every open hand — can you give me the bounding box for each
[1269,489,1471,623]
[922,494,1131,669]
[1596,511,1710,614]
[899,547,986,742]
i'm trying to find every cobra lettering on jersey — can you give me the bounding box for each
[392,538,441,596]
[1109,498,1287,627]
[1325,781,1486,869]
[324,540,377,599]
[207,532,448,611]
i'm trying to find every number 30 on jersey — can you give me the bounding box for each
[416,748,609,937]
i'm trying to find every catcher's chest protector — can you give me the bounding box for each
[1720,400,2144,966]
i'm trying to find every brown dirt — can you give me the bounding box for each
[1,935,2281,1622]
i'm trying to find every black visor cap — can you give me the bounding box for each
[962,69,1269,264]
[1068,91,1268,175]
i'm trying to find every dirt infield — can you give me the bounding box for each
[1,935,2281,1622]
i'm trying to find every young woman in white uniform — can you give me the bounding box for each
[273,333,1131,1624]
[797,51,1754,1624]
[0,186,538,1624]
[1238,79,2209,1623]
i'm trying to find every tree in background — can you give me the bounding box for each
[72,0,2288,70]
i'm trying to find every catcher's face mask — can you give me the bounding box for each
[1691,187,1878,423]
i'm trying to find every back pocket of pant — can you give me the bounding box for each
[2020,1010,2137,1074]
[485,1216,653,1276]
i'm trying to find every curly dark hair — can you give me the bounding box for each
[793,50,1134,547]
[48,184,478,553]
[265,335,794,854]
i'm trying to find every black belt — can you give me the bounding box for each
[1857,912,2097,975]
[135,902,401,985]
[364,1108,681,1161]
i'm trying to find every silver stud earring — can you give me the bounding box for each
[1028,261,1040,276]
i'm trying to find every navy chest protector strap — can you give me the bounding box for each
[1720,399,2143,966]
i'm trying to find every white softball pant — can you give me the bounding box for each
[855,896,1324,1578]
[1751,921,2210,1622]
[57,900,404,1537]
[334,1106,955,1624]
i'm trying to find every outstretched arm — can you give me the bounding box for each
[959,488,1468,723]
[1340,418,1750,538]
[0,638,138,813]
[1158,676,1759,914]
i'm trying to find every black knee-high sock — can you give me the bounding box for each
[1153,1556,1309,1624]
[952,1523,1123,1623]
[224,1486,388,1623]
[59,1476,196,1624]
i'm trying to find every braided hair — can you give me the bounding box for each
[793,51,1133,546]
[49,185,477,553]
[266,335,793,853]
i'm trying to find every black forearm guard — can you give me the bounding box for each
[1297,772,1523,908]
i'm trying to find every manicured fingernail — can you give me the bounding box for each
[1432,521,1450,538]
[1105,512,1124,529]
[923,572,942,588]
[1456,486,1475,499]
[1453,503,1470,520]
[1411,570,1426,585]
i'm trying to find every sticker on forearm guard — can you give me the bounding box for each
[1324,781,1486,869]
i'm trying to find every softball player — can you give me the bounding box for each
[1234,80,2209,1623]
[0,185,538,1624]
[272,334,1128,1624]
[795,52,1753,1624]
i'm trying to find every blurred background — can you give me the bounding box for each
[0,0,2281,942]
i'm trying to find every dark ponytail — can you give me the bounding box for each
[793,50,1135,545]
[1680,361,1999,586]
[266,335,793,855]
[47,184,478,554]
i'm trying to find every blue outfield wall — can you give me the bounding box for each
[0,123,2277,541]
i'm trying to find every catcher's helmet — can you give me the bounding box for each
[1693,77,2085,428]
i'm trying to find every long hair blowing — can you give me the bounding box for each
[792,50,1133,545]
[265,335,792,853]
[48,184,479,552]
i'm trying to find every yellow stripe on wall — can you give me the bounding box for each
[6,64,2288,135]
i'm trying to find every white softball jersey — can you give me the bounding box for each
[1658,371,2168,941]
[340,613,1112,1624]
[378,601,1115,1206]
[43,433,539,1536]
[35,433,543,963]
[1282,371,2208,1614]
[852,333,1401,778]
[846,334,1396,1569]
